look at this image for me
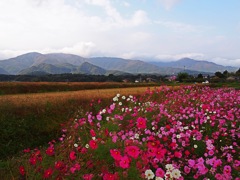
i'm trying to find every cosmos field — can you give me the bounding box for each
[16,85,240,179]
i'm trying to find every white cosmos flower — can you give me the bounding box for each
[165,164,174,171]
[85,144,89,148]
[113,97,118,102]
[117,93,120,97]
[122,96,126,99]
[145,169,155,180]
[171,169,181,179]
[134,133,139,139]
[74,143,78,148]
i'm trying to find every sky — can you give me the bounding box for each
[0,0,240,67]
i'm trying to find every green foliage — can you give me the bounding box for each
[177,72,189,82]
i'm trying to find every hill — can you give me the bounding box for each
[149,58,238,73]
[0,53,238,75]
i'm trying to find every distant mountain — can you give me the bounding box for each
[88,57,182,74]
[19,61,128,76]
[73,62,106,75]
[0,52,86,74]
[0,67,9,75]
[31,53,86,66]
[150,58,238,73]
[0,52,238,75]
[0,52,43,74]
[19,63,73,75]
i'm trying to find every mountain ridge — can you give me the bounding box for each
[0,53,238,75]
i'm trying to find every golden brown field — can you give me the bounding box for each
[0,81,158,95]
[0,84,160,160]
[0,86,150,107]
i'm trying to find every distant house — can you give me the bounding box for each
[165,75,176,82]
[122,79,130,83]
[146,78,157,82]
[226,76,236,81]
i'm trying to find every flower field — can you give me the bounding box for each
[17,86,240,179]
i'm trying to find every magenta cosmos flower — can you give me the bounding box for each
[137,117,147,129]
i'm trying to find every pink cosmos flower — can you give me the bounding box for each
[29,156,37,166]
[112,135,118,143]
[184,166,190,174]
[103,172,119,180]
[137,117,147,129]
[97,114,102,121]
[208,150,214,156]
[83,174,94,180]
[70,163,80,174]
[89,140,98,150]
[125,146,140,159]
[19,166,25,176]
[215,173,223,180]
[174,151,182,158]
[55,161,64,170]
[188,159,195,168]
[155,148,167,160]
[223,165,231,175]
[155,168,165,178]
[119,156,130,169]
[43,168,53,179]
[110,103,115,110]
[90,129,96,137]
[45,147,54,156]
[110,149,122,161]
[69,151,76,161]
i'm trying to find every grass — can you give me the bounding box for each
[209,81,240,89]
[0,82,160,95]
[0,85,160,179]
[0,86,159,160]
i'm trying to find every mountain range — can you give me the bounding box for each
[0,52,238,75]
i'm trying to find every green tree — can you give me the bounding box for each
[223,70,229,78]
[215,71,224,78]
[177,72,189,82]
[236,68,240,76]
[197,73,203,79]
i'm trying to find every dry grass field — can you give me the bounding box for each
[0,86,151,107]
[0,81,158,95]
[0,84,164,160]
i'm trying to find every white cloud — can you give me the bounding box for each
[212,57,240,67]
[0,42,96,59]
[84,0,149,28]
[48,42,96,57]
[0,0,149,58]
[158,0,181,10]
